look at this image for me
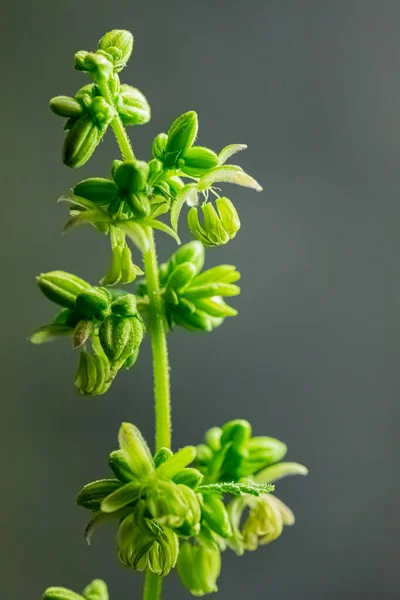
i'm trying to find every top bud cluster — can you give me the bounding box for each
[49,29,262,253]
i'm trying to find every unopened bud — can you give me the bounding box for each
[74,350,111,396]
[110,293,137,317]
[113,160,149,193]
[43,587,83,600]
[50,96,84,118]
[75,287,110,320]
[82,579,109,600]
[99,315,143,365]
[74,51,113,80]
[97,30,134,72]
[201,494,232,538]
[168,241,205,274]
[177,539,221,597]
[62,114,102,169]
[37,271,91,309]
[117,84,150,125]
[165,111,198,159]
[152,133,168,160]
[180,146,219,177]
[73,177,118,206]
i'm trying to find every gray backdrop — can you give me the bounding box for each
[1,1,397,599]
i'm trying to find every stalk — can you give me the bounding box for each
[106,84,171,599]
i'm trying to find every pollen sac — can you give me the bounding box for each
[117,84,151,126]
[97,29,134,72]
[188,197,240,247]
[177,538,221,597]
[75,287,111,320]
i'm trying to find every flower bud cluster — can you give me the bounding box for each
[43,579,108,600]
[31,271,144,395]
[50,30,150,169]
[138,241,240,332]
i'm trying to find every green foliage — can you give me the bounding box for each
[33,27,307,600]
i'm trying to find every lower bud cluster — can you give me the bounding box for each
[138,241,240,332]
[31,271,144,395]
[75,420,307,597]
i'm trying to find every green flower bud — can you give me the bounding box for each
[147,481,201,536]
[188,197,240,247]
[165,111,198,159]
[166,262,198,293]
[74,51,113,80]
[204,427,222,452]
[88,97,115,129]
[50,96,84,118]
[108,449,135,482]
[173,467,203,489]
[117,84,150,125]
[76,478,121,511]
[168,241,204,275]
[73,319,94,348]
[74,83,97,106]
[82,579,109,600]
[75,287,111,320]
[117,501,179,576]
[62,114,102,169]
[180,146,219,177]
[74,350,111,396]
[126,192,151,218]
[111,293,137,317]
[152,133,168,160]
[97,30,134,72]
[195,444,214,464]
[99,315,144,365]
[73,177,118,206]
[177,539,221,597]
[170,306,223,332]
[37,271,91,309]
[201,494,232,538]
[43,587,84,600]
[113,160,149,193]
[221,419,252,448]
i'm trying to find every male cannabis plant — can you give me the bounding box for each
[32,30,308,600]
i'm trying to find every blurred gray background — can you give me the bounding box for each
[0,0,397,598]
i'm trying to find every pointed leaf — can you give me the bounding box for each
[58,194,107,212]
[30,324,73,344]
[63,209,111,233]
[76,479,121,511]
[198,165,262,192]
[255,462,308,484]
[218,144,247,165]
[142,218,181,244]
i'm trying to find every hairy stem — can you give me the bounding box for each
[142,571,163,600]
[143,229,172,450]
[105,82,170,599]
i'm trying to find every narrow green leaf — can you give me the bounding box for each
[63,209,111,233]
[58,194,105,212]
[255,462,308,484]
[118,221,150,252]
[30,324,73,344]
[198,165,262,192]
[218,144,247,165]
[142,218,181,244]
[170,194,186,232]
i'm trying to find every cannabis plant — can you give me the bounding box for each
[32,30,308,600]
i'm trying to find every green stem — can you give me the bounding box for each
[105,79,171,599]
[142,571,163,600]
[143,229,172,450]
